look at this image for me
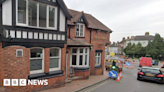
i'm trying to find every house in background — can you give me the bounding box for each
[109,42,119,54]
[123,32,154,48]
[0,0,71,91]
[67,9,112,79]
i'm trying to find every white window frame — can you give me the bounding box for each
[76,23,85,37]
[49,47,61,71]
[16,0,58,30]
[95,52,101,66]
[70,47,89,67]
[16,49,23,57]
[30,47,44,74]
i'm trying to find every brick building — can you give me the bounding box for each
[66,9,112,79]
[0,0,112,92]
[0,0,71,92]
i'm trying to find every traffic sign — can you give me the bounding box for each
[109,70,118,78]
[126,62,131,66]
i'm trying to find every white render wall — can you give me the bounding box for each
[60,9,66,32]
[109,47,118,54]
[124,40,153,48]
[3,0,12,26]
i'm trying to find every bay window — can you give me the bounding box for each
[95,52,101,66]
[16,0,57,29]
[49,48,61,71]
[71,48,89,67]
[30,48,44,74]
[76,23,85,37]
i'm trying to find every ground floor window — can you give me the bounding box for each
[95,52,101,66]
[71,48,89,67]
[49,48,61,71]
[30,48,44,74]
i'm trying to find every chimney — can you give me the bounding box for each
[113,42,115,44]
[117,41,119,44]
[145,32,149,36]
[127,37,129,39]
[122,37,125,41]
[131,36,135,40]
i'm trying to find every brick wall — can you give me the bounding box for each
[67,24,110,76]
[0,44,67,92]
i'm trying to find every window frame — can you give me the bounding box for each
[95,52,101,66]
[70,47,89,67]
[30,47,44,74]
[76,23,85,37]
[16,49,23,57]
[16,0,58,30]
[49,47,61,71]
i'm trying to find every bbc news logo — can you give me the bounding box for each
[3,79,48,86]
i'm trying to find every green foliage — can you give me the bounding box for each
[123,34,164,59]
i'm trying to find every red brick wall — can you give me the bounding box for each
[74,71,90,79]
[67,24,110,76]
[0,44,67,92]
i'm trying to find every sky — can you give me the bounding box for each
[64,0,164,42]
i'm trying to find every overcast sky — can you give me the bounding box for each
[64,0,164,42]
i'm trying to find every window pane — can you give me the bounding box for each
[39,4,47,27]
[76,25,79,36]
[72,55,76,65]
[98,57,101,65]
[98,53,101,56]
[85,55,87,65]
[18,0,26,24]
[72,49,77,53]
[49,58,59,68]
[28,1,37,26]
[80,49,83,53]
[30,48,43,58]
[85,48,87,53]
[30,59,42,71]
[95,57,98,65]
[79,55,83,65]
[50,48,59,57]
[49,7,55,27]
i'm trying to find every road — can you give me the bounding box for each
[79,62,164,92]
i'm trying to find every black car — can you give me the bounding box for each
[137,67,164,84]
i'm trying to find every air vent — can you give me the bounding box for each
[16,49,23,57]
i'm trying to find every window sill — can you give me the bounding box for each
[75,36,85,38]
[73,66,90,71]
[94,65,102,69]
[28,70,64,80]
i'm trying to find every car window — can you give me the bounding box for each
[142,68,161,74]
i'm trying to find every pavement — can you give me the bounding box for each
[79,61,164,92]
[40,69,109,92]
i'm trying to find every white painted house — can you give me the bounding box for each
[123,32,154,48]
[109,43,118,54]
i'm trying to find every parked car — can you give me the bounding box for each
[139,57,152,67]
[152,60,158,65]
[137,67,164,84]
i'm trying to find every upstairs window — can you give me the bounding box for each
[16,0,57,29]
[76,23,85,37]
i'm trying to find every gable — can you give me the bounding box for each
[76,14,88,26]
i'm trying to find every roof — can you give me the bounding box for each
[67,38,92,47]
[67,9,112,32]
[110,43,118,47]
[126,35,154,41]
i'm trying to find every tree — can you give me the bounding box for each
[146,34,164,59]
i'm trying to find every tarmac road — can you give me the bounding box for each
[79,62,164,92]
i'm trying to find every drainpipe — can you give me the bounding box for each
[69,27,71,38]
[90,29,92,43]
[65,51,68,81]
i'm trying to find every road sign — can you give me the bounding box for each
[126,62,131,66]
[109,70,118,78]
